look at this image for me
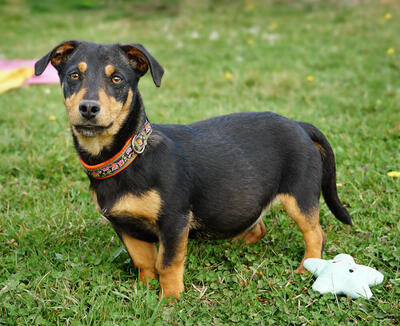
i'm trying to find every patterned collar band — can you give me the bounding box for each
[79,121,152,179]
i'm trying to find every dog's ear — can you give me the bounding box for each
[119,43,164,87]
[35,40,80,76]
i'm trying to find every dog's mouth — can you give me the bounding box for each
[74,123,113,137]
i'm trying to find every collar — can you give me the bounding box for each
[79,121,152,179]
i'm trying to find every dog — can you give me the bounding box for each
[35,41,352,299]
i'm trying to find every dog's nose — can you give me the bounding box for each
[79,101,100,120]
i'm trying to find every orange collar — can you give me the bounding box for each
[80,121,152,179]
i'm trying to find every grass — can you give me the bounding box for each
[0,0,399,324]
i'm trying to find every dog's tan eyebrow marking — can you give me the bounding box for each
[78,62,87,72]
[105,64,115,77]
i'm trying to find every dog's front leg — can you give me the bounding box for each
[156,225,189,299]
[120,232,158,284]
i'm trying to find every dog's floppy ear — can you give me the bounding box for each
[35,40,80,76]
[119,43,164,87]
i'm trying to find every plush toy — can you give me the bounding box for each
[304,254,384,299]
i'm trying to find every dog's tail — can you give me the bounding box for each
[298,121,352,226]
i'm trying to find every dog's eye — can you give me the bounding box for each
[112,75,123,84]
[69,72,80,80]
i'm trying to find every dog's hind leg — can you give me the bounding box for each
[278,194,326,273]
[234,220,266,245]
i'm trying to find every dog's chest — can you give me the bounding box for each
[90,188,161,241]
[91,188,161,217]
[109,190,161,221]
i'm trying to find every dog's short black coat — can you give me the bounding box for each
[35,41,352,298]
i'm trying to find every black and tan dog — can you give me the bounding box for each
[35,41,352,299]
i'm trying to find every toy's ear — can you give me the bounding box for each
[303,258,329,277]
[119,43,164,87]
[35,40,80,76]
[333,253,355,264]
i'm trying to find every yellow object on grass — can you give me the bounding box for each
[224,72,233,81]
[306,75,314,82]
[0,67,34,93]
[387,48,395,55]
[387,171,400,178]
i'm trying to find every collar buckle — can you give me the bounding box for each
[132,134,146,154]
[132,121,152,154]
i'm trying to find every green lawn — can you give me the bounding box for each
[1,0,399,324]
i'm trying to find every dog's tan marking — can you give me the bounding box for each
[98,88,133,136]
[69,88,133,156]
[64,87,86,113]
[187,210,201,230]
[277,194,325,273]
[97,88,122,123]
[51,42,75,66]
[121,233,157,283]
[234,220,266,245]
[105,64,115,77]
[72,131,113,156]
[78,62,87,72]
[90,189,101,214]
[313,141,322,151]
[234,200,280,245]
[110,189,162,222]
[313,141,325,157]
[156,227,189,299]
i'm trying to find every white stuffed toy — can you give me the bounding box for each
[304,254,384,299]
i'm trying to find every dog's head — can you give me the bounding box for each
[35,41,163,141]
